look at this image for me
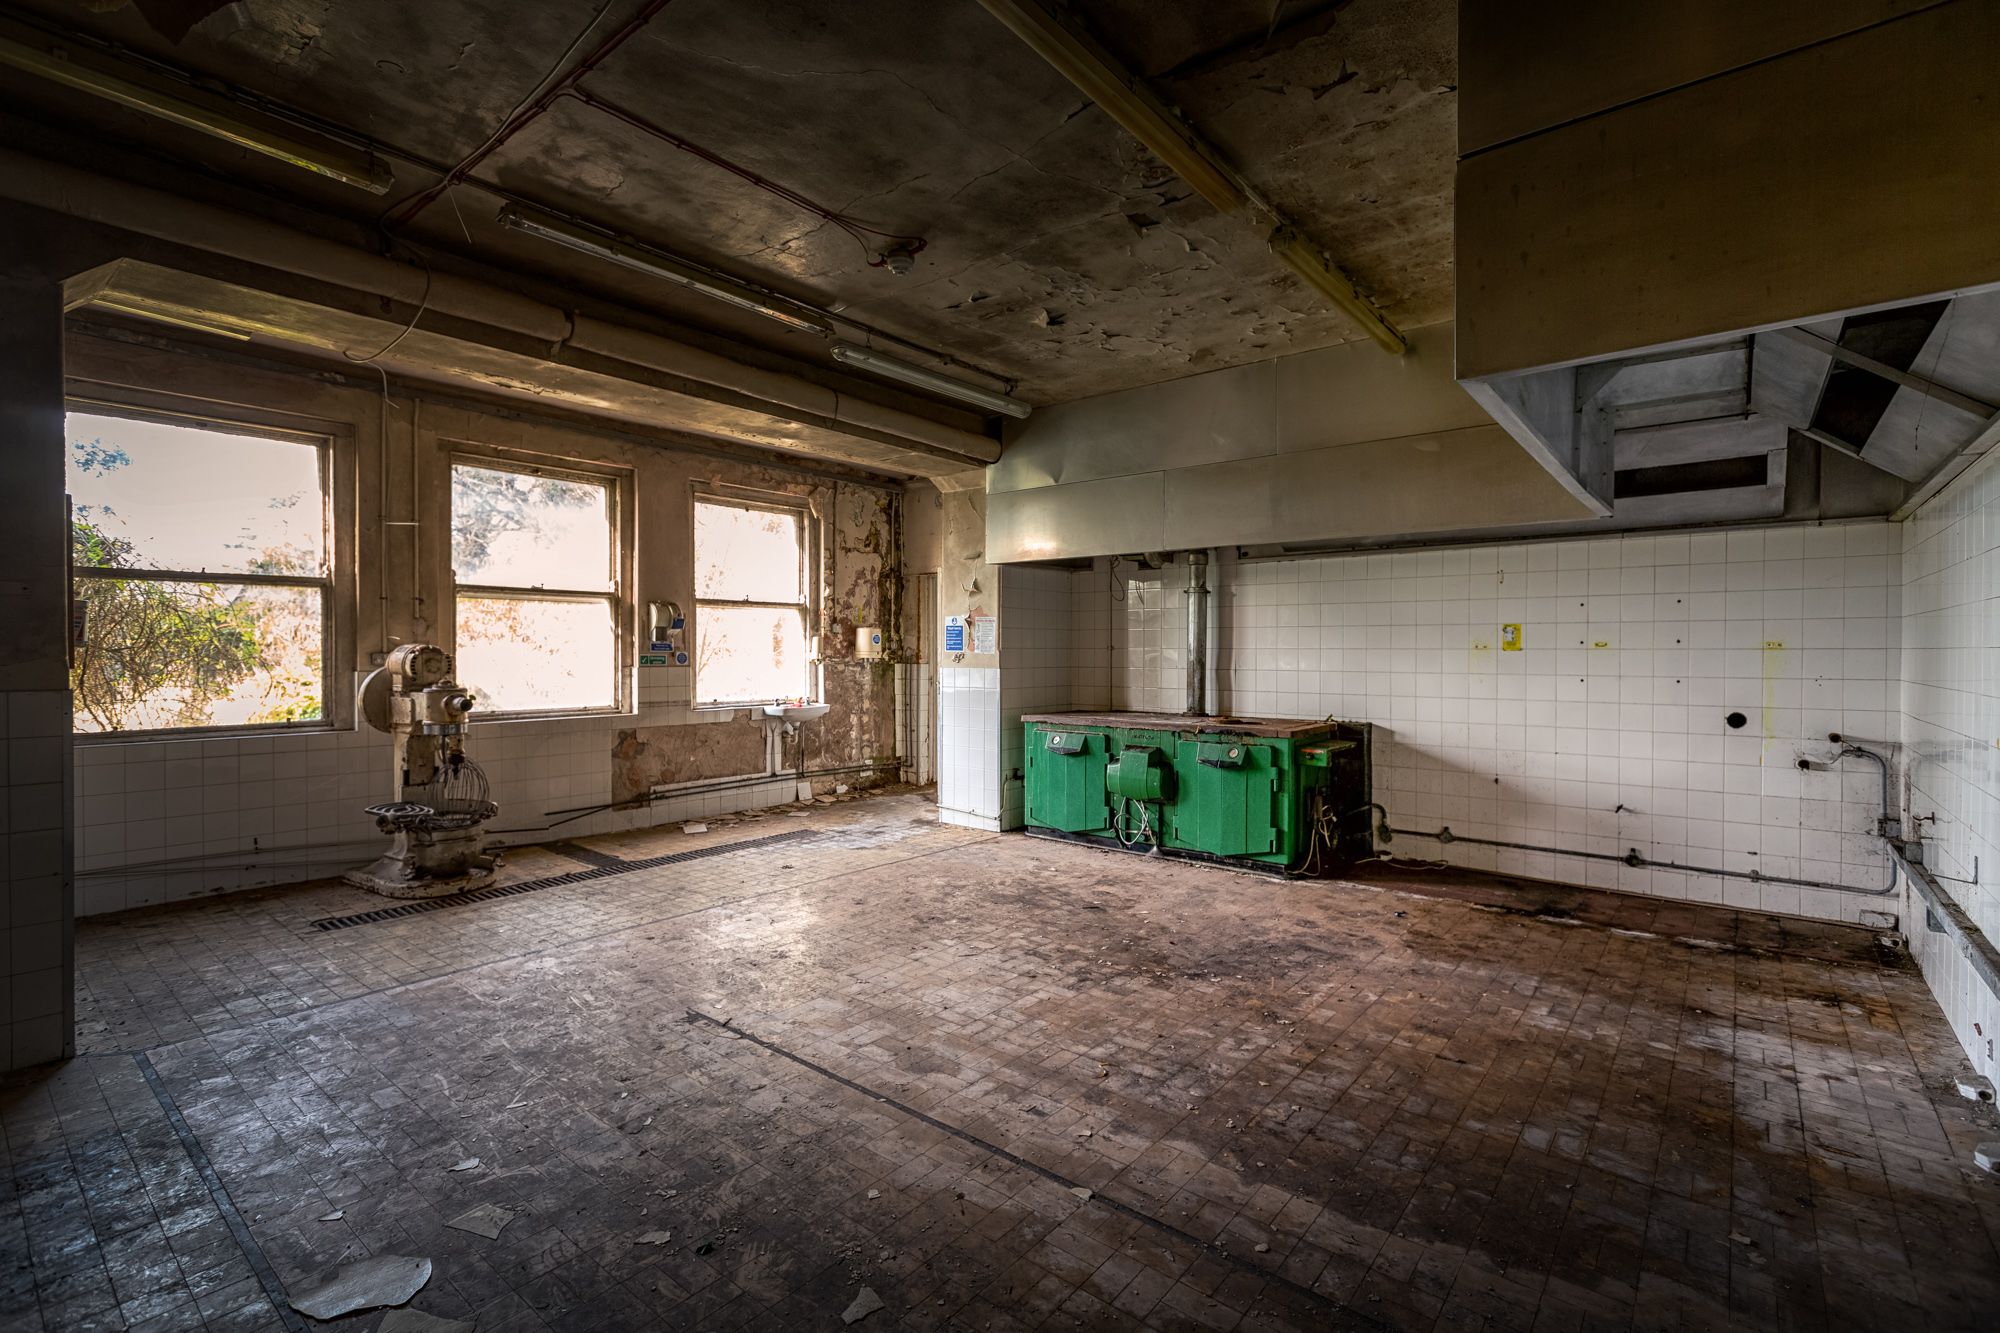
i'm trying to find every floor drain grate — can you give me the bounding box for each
[309,829,821,932]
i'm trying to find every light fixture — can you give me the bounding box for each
[1269,230,1406,355]
[831,342,1031,419]
[972,0,1405,355]
[971,0,1244,214]
[496,206,833,337]
[0,21,391,192]
[84,297,252,342]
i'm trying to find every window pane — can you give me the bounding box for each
[71,580,323,733]
[452,463,611,591]
[456,596,615,712]
[694,501,802,602]
[66,412,325,576]
[696,605,808,704]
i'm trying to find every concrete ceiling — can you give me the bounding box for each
[2,0,1458,404]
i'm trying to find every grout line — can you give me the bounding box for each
[307,830,822,931]
[113,827,1001,1057]
[682,1008,1388,1330]
[134,1051,310,1333]
[547,839,626,870]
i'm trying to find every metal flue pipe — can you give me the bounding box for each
[1184,550,1210,716]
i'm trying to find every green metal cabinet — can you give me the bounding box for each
[1020,711,1371,875]
[1171,739,1279,856]
[1024,727,1110,832]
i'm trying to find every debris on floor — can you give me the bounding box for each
[378,1311,475,1333]
[683,822,708,834]
[1068,1187,1092,1201]
[445,1203,514,1239]
[287,1254,433,1319]
[446,1157,480,1172]
[317,1209,344,1222]
[841,1286,886,1324]
[632,1230,674,1245]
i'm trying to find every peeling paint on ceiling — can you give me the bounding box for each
[7,0,1457,404]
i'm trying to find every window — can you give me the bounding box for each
[66,409,331,734]
[694,497,812,705]
[451,460,619,714]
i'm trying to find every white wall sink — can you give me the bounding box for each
[761,703,830,723]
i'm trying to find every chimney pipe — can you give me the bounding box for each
[1184,550,1210,716]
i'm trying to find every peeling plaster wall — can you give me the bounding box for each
[903,480,1011,827]
[64,332,902,915]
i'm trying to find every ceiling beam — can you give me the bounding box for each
[1770,324,1997,418]
[1892,406,2000,519]
[1796,425,1912,479]
[972,0,1405,355]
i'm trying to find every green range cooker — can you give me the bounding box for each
[1021,711,1373,875]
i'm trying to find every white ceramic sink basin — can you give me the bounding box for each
[761,703,830,723]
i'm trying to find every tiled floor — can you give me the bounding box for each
[7,792,1999,1331]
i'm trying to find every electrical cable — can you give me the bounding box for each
[75,839,390,880]
[378,0,631,229]
[564,87,927,266]
[490,759,901,834]
[341,241,435,366]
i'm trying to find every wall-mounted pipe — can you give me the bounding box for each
[1835,737,1898,839]
[1183,550,1210,717]
[1387,825,1899,896]
[1892,841,2000,1005]
[0,148,998,466]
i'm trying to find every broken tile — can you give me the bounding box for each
[445,1203,514,1240]
[378,1311,475,1333]
[287,1255,432,1320]
[842,1286,885,1324]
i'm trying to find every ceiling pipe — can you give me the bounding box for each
[3,10,1010,394]
[0,148,998,467]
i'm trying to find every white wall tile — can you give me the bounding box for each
[1899,448,2000,1086]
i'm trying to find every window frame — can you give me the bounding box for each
[448,450,626,720]
[64,398,340,741]
[692,489,819,708]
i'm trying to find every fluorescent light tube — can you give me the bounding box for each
[831,341,1031,419]
[0,25,391,192]
[496,207,832,337]
[1269,230,1406,355]
[971,0,1244,214]
[86,298,252,342]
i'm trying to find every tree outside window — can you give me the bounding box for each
[451,460,619,713]
[694,497,812,706]
[66,411,330,734]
